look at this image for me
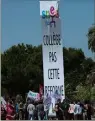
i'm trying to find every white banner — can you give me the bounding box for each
[27,91,40,101]
[40,1,65,117]
[40,1,59,17]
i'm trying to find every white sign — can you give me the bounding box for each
[27,91,40,101]
[40,0,65,116]
[40,1,59,16]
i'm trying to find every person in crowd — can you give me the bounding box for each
[15,101,19,119]
[78,102,83,120]
[3,93,95,120]
[27,100,35,120]
[23,101,28,120]
[68,101,74,120]
[61,99,70,120]
[54,103,64,120]
[18,101,24,120]
[33,101,38,120]
[84,100,92,120]
[36,100,45,120]
[1,102,7,120]
[73,101,80,120]
[87,102,93,120]
[6,99,15,120]
[57,99,62,107]
[83,101,87,119]
[57,98,64,118]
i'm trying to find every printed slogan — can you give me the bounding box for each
[40,0,65,116]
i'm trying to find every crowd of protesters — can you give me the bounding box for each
[1,95,95,120]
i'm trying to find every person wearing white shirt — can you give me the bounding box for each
[78,103,83,120]
[74,101,82,120]
[27,102,35,120]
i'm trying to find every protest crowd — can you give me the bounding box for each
[1,93,95,120]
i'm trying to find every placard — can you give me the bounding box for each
[40,0,65,116]
[27,91,40,101]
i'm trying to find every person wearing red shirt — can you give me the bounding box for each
[6,100,15,120]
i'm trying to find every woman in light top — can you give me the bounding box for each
[68,101,74,120]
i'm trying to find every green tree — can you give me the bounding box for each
[91,86,95,100]
[87,25,95,53]
[1,43,43,95]
[1,44,94,98]
[74,85,95,101]
[74,85,91,100]
[64,48,94,97]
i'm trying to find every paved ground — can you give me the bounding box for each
[92,118,95,120]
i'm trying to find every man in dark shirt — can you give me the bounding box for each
[1,103,6,120]
[61,100,70,120]
[54,103,63,120]
[36,100,45,120]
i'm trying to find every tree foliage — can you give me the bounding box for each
[1,43,95,99]
[73,85,95,101]
[1,44,43,95]
[74,85,91,101]
[87,25,95,52]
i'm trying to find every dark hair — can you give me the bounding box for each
[39,99,43,104]
[57,99,61,102]
[70,101,73,104]
[80,103,83,107]
[85,100,90,104]
[31,100,34,104]
[9,100,13,105]
[75,100,78,104]
[77,100,80,102]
